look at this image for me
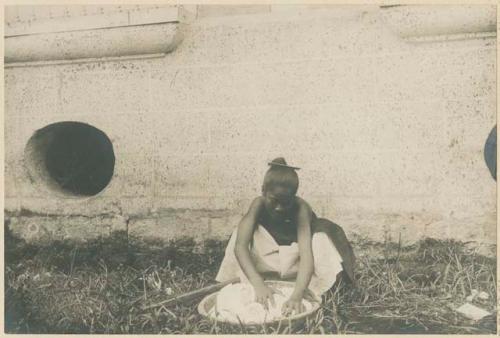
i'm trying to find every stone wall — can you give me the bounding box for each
[4,5,497,250]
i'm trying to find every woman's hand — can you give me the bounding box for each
[254,284,282,310]
[281,294,305,316]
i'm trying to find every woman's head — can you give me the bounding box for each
[262,157,299,195]
[262,157,299,220]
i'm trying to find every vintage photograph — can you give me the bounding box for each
[3,4,497,334]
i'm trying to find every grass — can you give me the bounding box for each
[5,223,497,334]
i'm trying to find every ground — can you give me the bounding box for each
[5,223,497,334]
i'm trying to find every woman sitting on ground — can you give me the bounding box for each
[216,157,356,315]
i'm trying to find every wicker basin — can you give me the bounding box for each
[197,280,321,327]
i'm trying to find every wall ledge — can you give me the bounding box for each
[4,6,195,64]
[380,5,496,41]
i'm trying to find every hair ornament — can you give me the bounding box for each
[267,157,300,170]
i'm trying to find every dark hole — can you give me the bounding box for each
[484,125,496,181]
[27,122,115,196]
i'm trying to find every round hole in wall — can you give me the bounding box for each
[24,121,115,197]
[484,125,496,181]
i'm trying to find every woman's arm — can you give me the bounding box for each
[282,199,314,315]
[234,197,265,287]
[234,197,279,308]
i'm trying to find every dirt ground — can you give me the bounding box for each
[4,222,497,334]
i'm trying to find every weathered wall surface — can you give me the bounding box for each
[4,5,497,250]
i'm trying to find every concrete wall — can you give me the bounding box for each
[4,5,497,249]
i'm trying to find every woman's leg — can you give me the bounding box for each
[215,226,282,283]
[311,218,356,285]
[309,231,344,295]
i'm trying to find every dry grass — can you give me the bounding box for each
[5,224,497,334]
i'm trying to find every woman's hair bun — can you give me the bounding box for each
[270,157,287,166]
[267,157,300,170]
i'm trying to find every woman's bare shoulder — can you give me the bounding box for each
[245,196,265,215]
[251,196,265,206]
[295,196,313,213]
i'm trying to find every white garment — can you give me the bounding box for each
[212,283,313,324]
[215,225,343,296]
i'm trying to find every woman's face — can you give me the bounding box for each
[263,185,295,221]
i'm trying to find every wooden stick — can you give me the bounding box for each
[142,277,240,310]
